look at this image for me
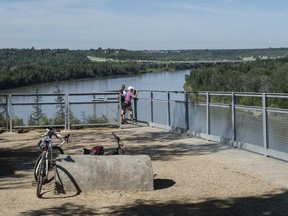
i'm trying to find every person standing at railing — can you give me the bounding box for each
[121,86,137,124]
[117,84,126,104]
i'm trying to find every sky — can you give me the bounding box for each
[1,0,288,50]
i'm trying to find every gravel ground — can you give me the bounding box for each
[0,126,288,216]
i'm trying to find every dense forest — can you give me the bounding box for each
[184,57,288,93]
[1,47,288,92]
[0,48,198,90]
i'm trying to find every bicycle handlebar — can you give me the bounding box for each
[41,127,70,145]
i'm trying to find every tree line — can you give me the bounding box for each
[1,47,288,91]
[184,57,288,108]
[184,57,288,93]
[0,48,192,90]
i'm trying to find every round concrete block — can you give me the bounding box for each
[54,154,154,193]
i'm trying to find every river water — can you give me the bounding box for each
[0,69,190,125]
[2,70,190,94]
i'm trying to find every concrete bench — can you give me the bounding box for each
[54,154,154,194]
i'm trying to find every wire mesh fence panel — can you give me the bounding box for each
[135,99,150,123]
[170,101,186,129]
[210,106,233,140]
[267,112,288,153]
[152,101,168,125]
[235,108,264,147]
[187,103,207,135]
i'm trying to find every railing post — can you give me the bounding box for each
[9,94,12,132]
[66,94,70,130]
[119,92,122,128]
[232,92,236,141]
[206,92,210,136]
[5,95,9,131]
[150,91,153,124]
[185,92,189,132]
[134,96,138,121]
[167,91,170,126]
[262,93,268,151]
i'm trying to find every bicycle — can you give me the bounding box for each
[82,132,125,155]
[33,127,70,198]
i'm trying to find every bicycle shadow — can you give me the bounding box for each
[39,163,81,199]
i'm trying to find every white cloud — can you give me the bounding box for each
[165,2,218,13]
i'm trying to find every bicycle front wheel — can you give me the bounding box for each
[33,146,63,181]
[36,152,45,198]
[34,154,42,181]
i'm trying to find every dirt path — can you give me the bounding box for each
[1,127,288,215]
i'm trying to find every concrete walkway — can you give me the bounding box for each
[122,124,288,189]
[1,125,288,215]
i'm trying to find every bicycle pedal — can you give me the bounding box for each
[32,181,37,186]
[43,176,48,184]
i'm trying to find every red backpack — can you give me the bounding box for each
[89,146,104,155]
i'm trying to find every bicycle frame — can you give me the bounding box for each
[35,139,50,198]
[35,138,52,178]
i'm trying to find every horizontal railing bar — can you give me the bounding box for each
[267,108,288,114]
[235,105,262,111]
[69,101,118,105]
[209,104,230,108]
[10,93,66,97]
[69,92,117,96]
[11,102,65,105]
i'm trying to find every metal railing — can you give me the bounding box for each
[135,90,288,162]
[0,92,121,130]
[1,90,288,161]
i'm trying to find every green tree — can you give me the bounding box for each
[29,89,50,126]
[52,86,80,125]
[53,87,66,125]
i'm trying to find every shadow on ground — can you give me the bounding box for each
[0,146,39,177]
[20,190,288,216]
[154,178,175,190]
[123,130,229,160]
[0,128,234,180]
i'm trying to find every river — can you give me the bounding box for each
[1,70,190,94]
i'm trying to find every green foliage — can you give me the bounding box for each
[29,89,50,126]
[80,111,108,124]
[86,115,109,124]
[13,118,24,127]
[1,48,288,91]
[184,57,288,108]
[52,87,80,125]
[0,113,24,128]
[184,58,288,93]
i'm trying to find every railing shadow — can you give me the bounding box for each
[20,190,288,216]
[123,130,229,161]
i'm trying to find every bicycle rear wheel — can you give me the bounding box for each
[36,153,45,198]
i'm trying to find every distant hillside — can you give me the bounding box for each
[0,47,288,91]
[84,47,288,61]
[184,56,288,96]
